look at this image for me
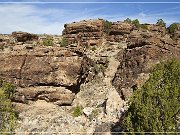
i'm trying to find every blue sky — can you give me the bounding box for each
[0,0,180,34]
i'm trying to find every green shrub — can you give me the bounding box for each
[60,37,69,47]
[2,83,16,99]
[94,64,106,75]
[91,46,96,51]
[140,24,148,30]
[0,81,16,133]
[122,59,180,134]
[103,20,112,34]
[0,45,4,51]
[168,23,179,33]
[132,19,140,28]
[89,109,99,121]
[72,105,83,117]
[124,18,132,23]
[43,37,54,46]
[156,19,166,27]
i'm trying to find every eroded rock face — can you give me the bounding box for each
[0,46,96,104]
[113,44,180,100]
[124,24,168,49]
[111,22,180,100]
[147,24,166,34]
[0,47,84,87]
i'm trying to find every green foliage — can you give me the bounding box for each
[2,83,16,99]
[43,37,54,46]
[140,24,148,30]
[0,45,4,51]
[72,105,83,117]
[156,19,166,27]
[0,81,16,133]
[168,23,179,33]
[103,20,112,34]
[124,18,148,30]
[122,59,180,134]
[94,64,106,75]
[132,19,140,28]
[124,18,132,23]
[89,109,99,121]
[91,46,96,51]
[60,37,69,47]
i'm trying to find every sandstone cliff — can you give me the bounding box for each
[0,19,180,134]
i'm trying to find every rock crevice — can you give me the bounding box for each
[19,54,27,86]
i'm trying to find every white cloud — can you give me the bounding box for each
[0,4,109,34]
[0,4,122,34]
[0,3,179,34]
[0,4,65,34]
[139,12,146,17]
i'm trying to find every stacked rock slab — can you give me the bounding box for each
[63,19,104,47]
[106,22,134,42]
[63,20,136,47]
[0,47,94,105]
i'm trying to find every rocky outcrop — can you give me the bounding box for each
[147,24,166,34]
[0,47,82,87]
[106,22,180,100]
[127,25,169,48]
[113,42,180,100]
[111,23,179,100]
[12,31,38,42]
[1,18,180,134]
[63,19,104,47]
[107,22,134,42]
[0,46,96,105]
[64,20,135,47]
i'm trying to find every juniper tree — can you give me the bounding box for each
[122,59,180,134]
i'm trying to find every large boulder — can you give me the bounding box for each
[12,86,75,105]
[12,31,38,42]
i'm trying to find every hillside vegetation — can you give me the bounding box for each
[122,59,180,134]
[0,81,16,133]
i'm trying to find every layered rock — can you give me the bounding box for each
[107,22,134,42]
[64,20,134,47]
[0,46,95,105]
[63,19,104,47]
